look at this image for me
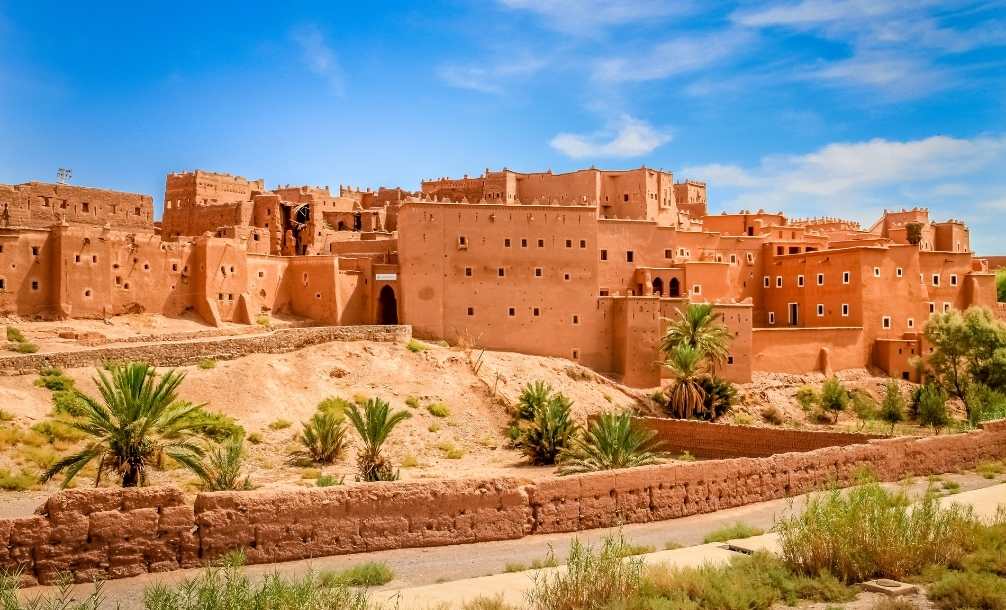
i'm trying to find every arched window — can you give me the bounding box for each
[669,277,681,297]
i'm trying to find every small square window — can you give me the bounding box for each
[896,267,903,277]
[816,304,824,317]
[950,274,958,286]
[943,302,951,312]
[465,267,473,277]
[874,267,881,277]
[746,252,754,264]
[537,239,544,248]
[600,249,608,261]
[532,307,541,317]
[508,307,516,317]
[599,289,609,296]
[74,254,81,263]
[692,284,701,295]
[498,267,505,277]
[31,280,39,291]
[882,316,892,329]
[572,315,579,325]
[521,238,527,248]
[626,251,634,262]
[623,193,629,202]
[841,304,849,317]
[727,355,734,365]
[797,275,805,287]
[932,274,940,286]
[467,307,474,316]
[907,318,915,328]
[817,273,824,286]
[565,239,572,248]
[929,302,936,314]
[730,254,737,264]
[534,267,543,277]
[504,238,511,247]
[572,349,579,360]
[458,235,467,247]
[664,249,672,259]
[31,246,39,256]
[842,271,850,284]
[579,239,586,248]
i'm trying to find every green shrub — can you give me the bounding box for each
[51,389,88,416]
[316,474,344,487]
[0,468,35,491]
[31,418,86,443]
[527,536,643,610]
[405,395,421,409]
[436,442,465,460]
[818,377,849,423]
[197,358,217,370]
[186,438,253,491]
[518,395,577,465]
[400,454,419,468]
[426,402,450,418]
[928,570,1006,609]
[0,409,12,422]
[318,396,352,418]
[918,384,951,432]
[703,522,764,544]
[12,342,39,353]
[515,380,555,421]
[760,405,783,425]
[795,386,818,411]
[697,375,737,420]
[319,562,394,587]
[879,381,905,434]
[143,552,368,610]
[777,481,978,582]
[246,432,263,444]
[35,368,75,391]
[183,407,244,442]
[967,382,1006,425]
[255,314,271,327]
[6,326,25,343]
[288,411,348,465]
[406,339,427,353]
[269,419,292,430]
[558,412,664,475]
[1,570,102,609]
[678,450,696,462]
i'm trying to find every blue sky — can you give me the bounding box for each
[1,1,1005,251]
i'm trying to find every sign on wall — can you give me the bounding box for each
[375,273,398,281]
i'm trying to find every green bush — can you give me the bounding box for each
[879,381,905,434]
[697,375,737,420]
[197,358,217,370]
[31,418,86,443]
[12,342,38,354]
[795,386,818,411]
[51,389,88,416]
[318,397,352,418]
[406,339,427,353]
[183,407,244,442]
[6,326,25,343]
[817,377,849,423]
[776,481,978,582]
[928,570,1006,609]
[0,468,36,491]
[316,474,344,487]
[426,402,450,418]
[967,382,1006,425]
[246,432,263,444]
[918,384,951,432]
[142,552,368,610]
[269,418,292,430]
[288,410,349,465]
[527,536,643,610]
[319,562,394,587]
[186,438,253,491]
[35,368,75,391]
[518,395,577,465]
[344,398,411,482]
[405,395,421,409]
[1,570,102,609]
[515,380,555,421]
[703,522,764,543]
[0,409,12,422]
[558,411,664,475]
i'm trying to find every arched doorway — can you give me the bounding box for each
[377,285,398,324]
[669,277,681,297]
[652,277,664,296]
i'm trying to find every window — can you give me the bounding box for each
[797,275,805,287]
[31,280,39,291]
[532,307,541,317]
[943,302,951,312]
[458,235,468,248]
[599,289,609,296]
[563,272,571,281]
[932,274,940,286]
[600,249,608,261]
[498,267,505,277]
[257,270,264,278]
[730,254,737,264]
[907,318,915,329]
[763,276,770,288]
[776,276,783,288]
[623,193,629,202]
[83,289,91,298]
[579,239,586,248]
[572,315,579,325]
[565,239,572,248]
[929,302,936,314]
[768,312,776,325]
[504,238,511,248]
[74,255,81,263]
[0,278,4,290]
[896,267,903,277]
[950,274,958,286]
[665,249,672,259]
[465,267,473,277]
[727,355,734,365]
[534,267,543,277]
[882,316,892,329]
[31,246,39,256]
[537,239,544,248]
[842,271,850,284]
[572,349,579,360]
[467,307,474,316]
[746,252,754,264]
[816,304,824,317]
[874,267,881,277]
[692,284,702,295]
[626,251,634,262]
[81,202,89,213]
[507,307,516,317]
[521,238,527,248]
[841,303,849,317]
[91,255,97,263]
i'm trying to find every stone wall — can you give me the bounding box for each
[0,325,412,374]
[633,417,882,459]
[3,426,1004,585]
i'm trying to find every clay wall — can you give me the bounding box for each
[933,222,970,253]
[752,326,867,373]
[0,182,154,231]
[633,417,883,458]
[4,426,1003,585]
[0,229,58,317]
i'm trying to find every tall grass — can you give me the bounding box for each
[0,570,103,609]
[526,537,643,610]
[776,481,979,582]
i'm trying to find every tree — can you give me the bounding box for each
[998,269,1006,303]
[660,304,731,367]
[41,362,207,488]
[697,376,737,421]
[924,308,1006,414]
[661,344,708,419]
[558,412,665,475]
[187,438,253,491]
[917,384,950,433]
[879,381,905,435]
[818,377,850,424]
[905,222,924,245]
[515,380,555,421]
[288,410,349,466]
[344,398,411,482]
[519,394,578,465]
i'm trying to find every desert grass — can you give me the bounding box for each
[702,522,764,543]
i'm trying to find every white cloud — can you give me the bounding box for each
[291,24,344,95]
[498,0,689,35]
[550,115,671,158]
[437,54,546,94]
[593,29,754,83]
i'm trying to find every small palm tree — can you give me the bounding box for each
[558,412,665,475]
[344,398,411,482]
[288,410,349,466]
[515,380,555,421]
[519,395,579,465]
[660,303,731,367]
[188,438,253,491]
[662,344,708,419]
[41,362,207,487]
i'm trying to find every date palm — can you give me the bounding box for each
[662,344,708,419]
[41,362,207,488]
[344,397,411,482]
[558,412,664,475]
[660,303,731,367]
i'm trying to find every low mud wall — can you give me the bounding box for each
[0,325,412,374]
[634,417,883,459]
[3,426,1005,586]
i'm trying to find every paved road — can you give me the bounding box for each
[13,471,1004,609]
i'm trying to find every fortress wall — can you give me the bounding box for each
[632,417,882,459]
[0,325,411,374]
[3,427,1004,585]
[752,327,866,373]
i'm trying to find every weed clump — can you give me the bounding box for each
[703,522,764,544]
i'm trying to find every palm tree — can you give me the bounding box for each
[41,362,207,488]
[344,397,411,481]
[287,410,349,466]
[660,303,731,367]
[515,380,555,421]
[519,394,579,465]
[188,437,253,491]
[662,344,708,419]
[558,412,664,475]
